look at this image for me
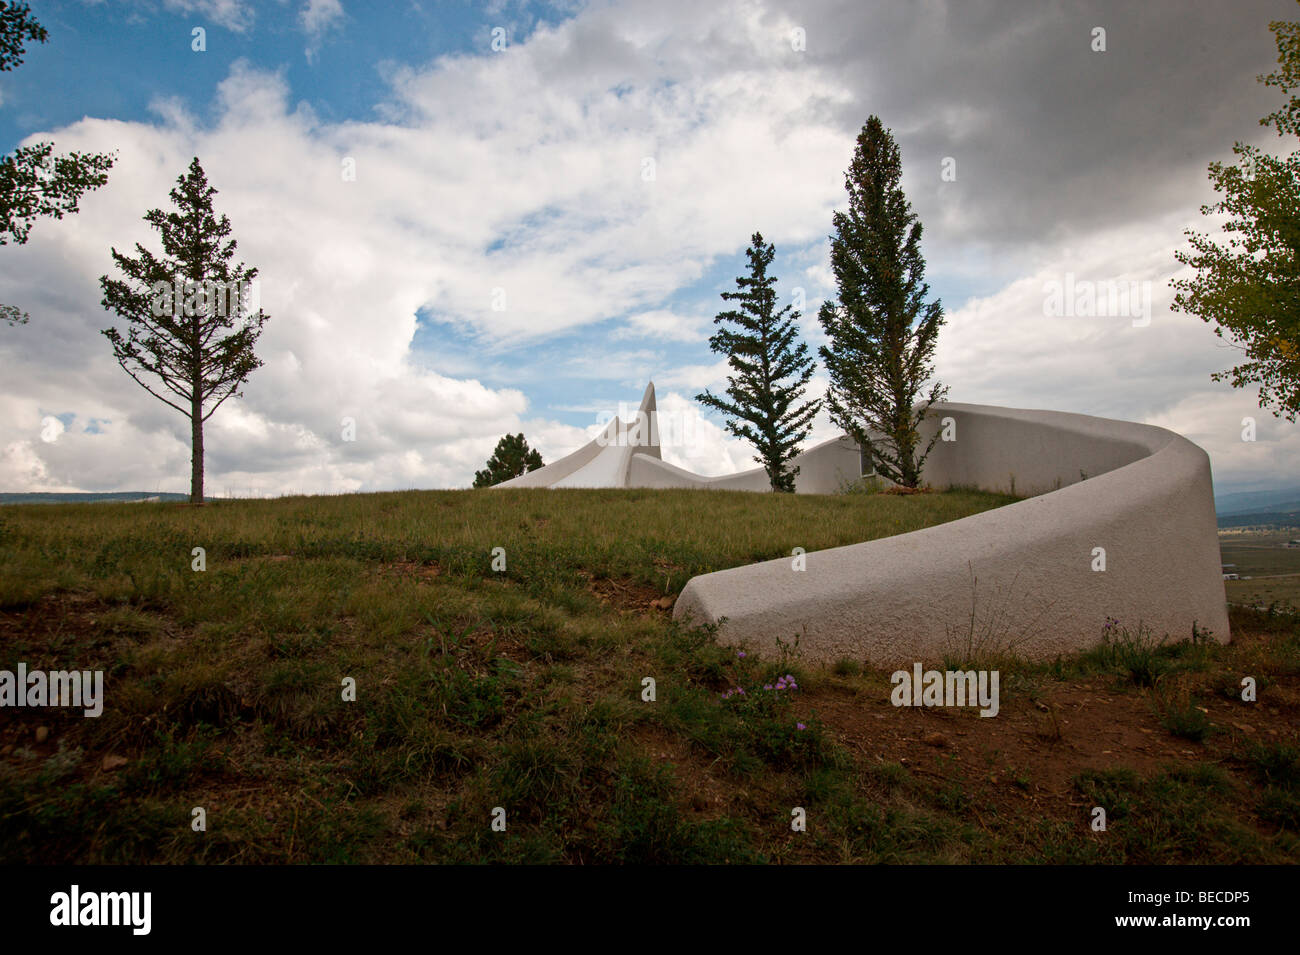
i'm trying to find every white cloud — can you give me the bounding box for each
[161,0,256,32]
[930,208,1300,491]
[0,441,59,490]
[300,0,343,36]
[2,0,1296,497]
[299,0,344,62]
[616,309,709,343]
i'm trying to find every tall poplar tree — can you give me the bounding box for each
[697,231,820,492]
[818,115,947,489]
[100,157,269,504]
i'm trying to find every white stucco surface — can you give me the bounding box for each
[496,382,662,490]
[674,402,1229,664]
[493,384,1229,664]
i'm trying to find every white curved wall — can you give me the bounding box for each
[627,434,863,494]
[673,403,1229,665]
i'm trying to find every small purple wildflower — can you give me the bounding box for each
[796,722,807,731]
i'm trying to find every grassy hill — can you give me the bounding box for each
[1,488,1297,864]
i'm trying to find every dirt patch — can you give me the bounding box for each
[583,575,674,615]
[378,560,442,582]
[629,721,807,851]
[801,645,1299,833]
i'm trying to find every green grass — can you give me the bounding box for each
[0,487,1014,607]
[1152,684,1215,742]
[0,488,1297,864]
[1072,764,1266,863]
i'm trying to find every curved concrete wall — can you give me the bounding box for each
[674,402,1229,665]
[627,434,863,494]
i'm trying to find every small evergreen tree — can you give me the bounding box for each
[100,157,269,504]
[696,232,820,492]
[1170,5,1300,421]
[474,433,544,487]
[818,115,948,488]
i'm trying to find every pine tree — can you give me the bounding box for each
[818,116,948,488]
[473,433,544,487]
[1170,7,1300,421]
[696,231,820,492]
[100,157,269,504]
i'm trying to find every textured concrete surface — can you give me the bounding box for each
[627,433,863,493]
[491,385,1227,664]
[674,402,1229,664]
[496,381,863,493]
[495,382,662,489]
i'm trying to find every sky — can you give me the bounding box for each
[0,0,1296,498]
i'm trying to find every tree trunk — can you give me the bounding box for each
[190,310,204,504]
[190,400,204,504]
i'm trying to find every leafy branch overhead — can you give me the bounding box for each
[0,1,46,72]
[0,143,115,247]
[1170,7,1300,421]
[0,1,115,324]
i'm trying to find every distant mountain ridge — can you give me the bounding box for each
[1218,510,1300,529]
[1215,486,1300,516]
[0,492,191,505]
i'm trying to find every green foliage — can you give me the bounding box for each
[0,3,114,324]
[0,142,115,247]
[100,157,269,502]
[473,433,544,487]
[1242,741,1300,788]
[1073,764,1262,864]
[818,115,948,488]
[1153,685,1214,742]
[0,2,46,71]
[598,755,762,863]
[1170,6,1300,421]
[1,303,28,326]
[696,232,820,492]
[1093,618,1172,686]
